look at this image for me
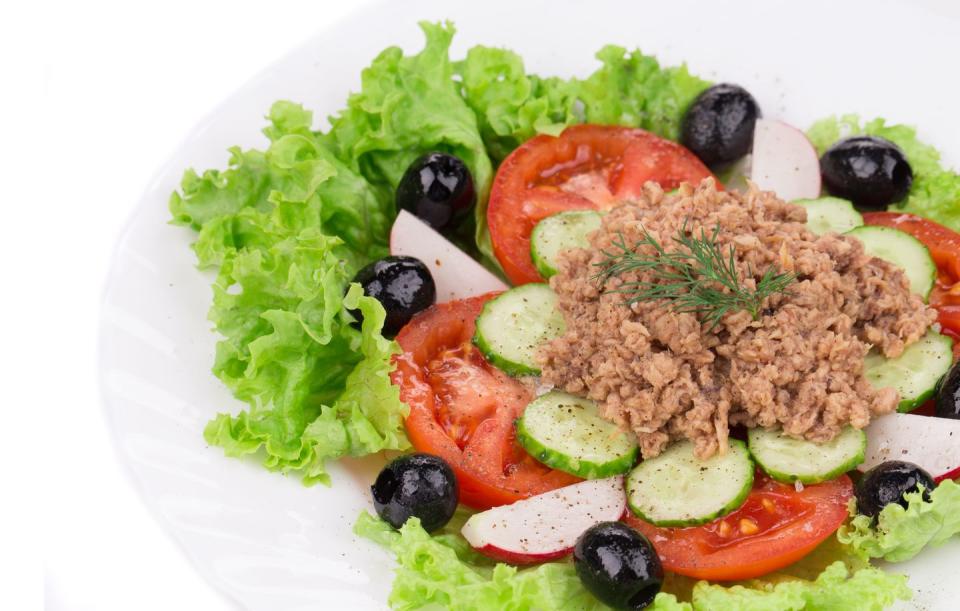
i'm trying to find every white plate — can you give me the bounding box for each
[99,0,960,609]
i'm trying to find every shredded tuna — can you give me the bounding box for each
[538,179,936,459]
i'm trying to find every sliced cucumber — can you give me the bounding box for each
[793,197,863,235]
[626,439,754,527]
[846,225,935,299]
[517,391,638,479]
[530,211,603,279]
[472,284,565,376]
[865,330,954,412]
[748,426,865,484]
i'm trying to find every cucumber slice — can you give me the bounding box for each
[846,225,936,299]
[625,439,754,527]
[865,330,954,413]
[748,426,866,484]
[472,284,565,376]
[793,197,863,235]
[517,391,639,479]
[530,211,603,279]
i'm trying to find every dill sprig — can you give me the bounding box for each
[592,221,795,329]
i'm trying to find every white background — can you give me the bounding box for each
[8,1,370,609]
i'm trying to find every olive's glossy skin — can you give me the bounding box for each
[935,360,960,419]
[573,522,663,610]
[855,461,935,517]
[371,454,458,532]
[820,136,913,210]
[396,152,476,231]
[351,256,435,337]
[680,83,761,167]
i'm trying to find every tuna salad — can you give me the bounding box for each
[539,179,936,459]
[174,22,960,610]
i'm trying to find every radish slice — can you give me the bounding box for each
[460,476,626,564]
[749,119,821,201]
[861,413,960,482]
[390,210,508,302]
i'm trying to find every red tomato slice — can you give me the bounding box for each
[623,473,853,581]
[391,293,580,509]
[487,124,717,285]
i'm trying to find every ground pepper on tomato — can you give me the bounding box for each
[623,473,853,581]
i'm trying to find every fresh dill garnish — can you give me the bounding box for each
[592,221,795,329]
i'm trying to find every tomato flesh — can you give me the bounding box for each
[624,473,853,581]
[487,124,717,285]
[392,293,580,509]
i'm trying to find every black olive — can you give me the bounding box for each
[681,83,761,167]
[855,460,935,518]
[371,453,458,532]
[573,522,663,610]
[820,136,913,210]
[935,360,960,419]
[396,152,476,231]
[350,256,435,337]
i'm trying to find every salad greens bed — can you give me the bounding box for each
[169,20,960,610]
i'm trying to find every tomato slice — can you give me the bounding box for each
[391,293,580,509]
[487,124,717,285]
[624,473,853,581]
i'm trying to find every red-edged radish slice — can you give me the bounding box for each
[390,210,508,302]
[749,119,821,201]
[861,413,960,482]
[460,476,626,564]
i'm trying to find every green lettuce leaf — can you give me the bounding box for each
[457,45,709,163]
[808,115,960,231]
[171,101,408,485]
[455,45,573,162]
[690,561,909,611]
[573,45,709,141]
[323,21,497,267]
[355,512,910,611]
[354,511,688,611]
[837,479,960,562]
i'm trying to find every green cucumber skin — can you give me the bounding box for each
[471,284,563,377]
[531,250,558,280]
[516,415,638,479]
[472,320,541,377]
[625,439,754,527]
[865,331,954,413]
[748,428,866,485]
[897,386,936,413]
[530,211,602,279]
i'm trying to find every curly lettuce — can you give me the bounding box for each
[838,479,960,562]
[457,45,709,162]
[808,115,960,231]
[323,21,497,266]
[355,512,910,611]
[354,511,687,611]
[171,102,408,485]
[690,562,909,611]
